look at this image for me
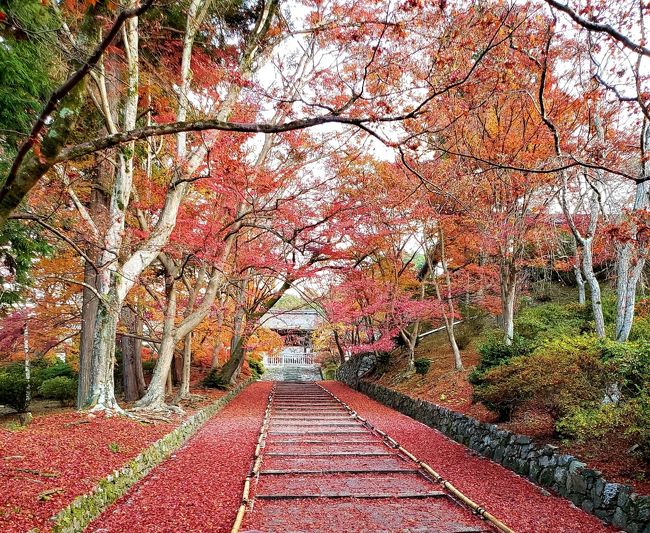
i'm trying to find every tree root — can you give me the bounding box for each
[127,403,185,423]
[172,392,206,407]
[87,402,127,418]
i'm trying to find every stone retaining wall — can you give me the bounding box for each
[337,357,649,532]
[336,352,376,388]
[49,379,254,533]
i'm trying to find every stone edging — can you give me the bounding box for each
[337,361,649,533]
[49,379,255,533]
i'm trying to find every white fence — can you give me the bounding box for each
[264,347,315,366]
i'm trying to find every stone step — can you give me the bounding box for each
[245,498,490,532]
[262,453,411,473]
[262,364,323,382]
[255,471,438,498]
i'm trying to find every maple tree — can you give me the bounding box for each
[2,5,650,533]
[0,0,648,422]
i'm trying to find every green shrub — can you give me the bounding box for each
[142,360,156,372]
[31,361,76,392]
[613,342,650,396]
[623,392,650,460]
[556,404,622,441]
[599,293,618,326]
[38,376,76,406]
[0,371,29,412]
[470,332,532,384]
[630,315,650,342]
[474,335,615,421]
[248,358,265,379]
[557,392,650,460]
[514,303,588,343]
[414,358,431,375]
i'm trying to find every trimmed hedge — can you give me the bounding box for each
[0,370,29,412]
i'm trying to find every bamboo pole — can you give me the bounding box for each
[231,385,275,533]
[231,504,246,533]
[397,446,418,463]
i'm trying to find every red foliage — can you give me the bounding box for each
[322,383,615,533]
[88,382,272,532]
[0,412,176,532]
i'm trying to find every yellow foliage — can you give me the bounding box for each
[246,328,284,361]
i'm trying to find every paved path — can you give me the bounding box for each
[242,382,491,532]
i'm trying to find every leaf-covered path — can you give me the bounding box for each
[321,382,615,533]
[88,382,273,533]
[241,382,490,532]
[88,381,613,532]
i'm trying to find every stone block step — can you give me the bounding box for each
[262,454,411,473]
[243,497,490,532]
[265,437,384,445]
[270,422,363,429]
[268,443,389,454]
[255,471,440,499]
[269,429,369,435]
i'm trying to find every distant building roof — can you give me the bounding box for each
[261,307,322,331]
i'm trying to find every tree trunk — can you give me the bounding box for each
[582,239,606,337]
[135,276,177,409]
[213,278,248,387]
[444,316,463,370]
[84,10,140,412]
[86,297,122,412]
[615,241,646,341]
[177,332,192,400]
[211,339,224,370]
[407,343,416,371]
[333,329,346,364]
[436,226,463,370]
[134,310,146,394]
[166,369,172,396]
[400,326,418,372]
[500,261,517,345]
[78,260,98,408]
[23,322,30,406]
[120,306,143,402]
[615,180,648,341]
[559,123,606,338]
[575,263,586,305]
[210,304,225,370]
[573,238,586,305]
[77,181,109,409]
[171,352,183,385]
[214,335,247,387]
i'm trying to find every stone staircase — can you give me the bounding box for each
[262,364,322,382]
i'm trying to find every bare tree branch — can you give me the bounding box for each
[543,0,650,57]
[2,0,156,202]
[9,213,98,270]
